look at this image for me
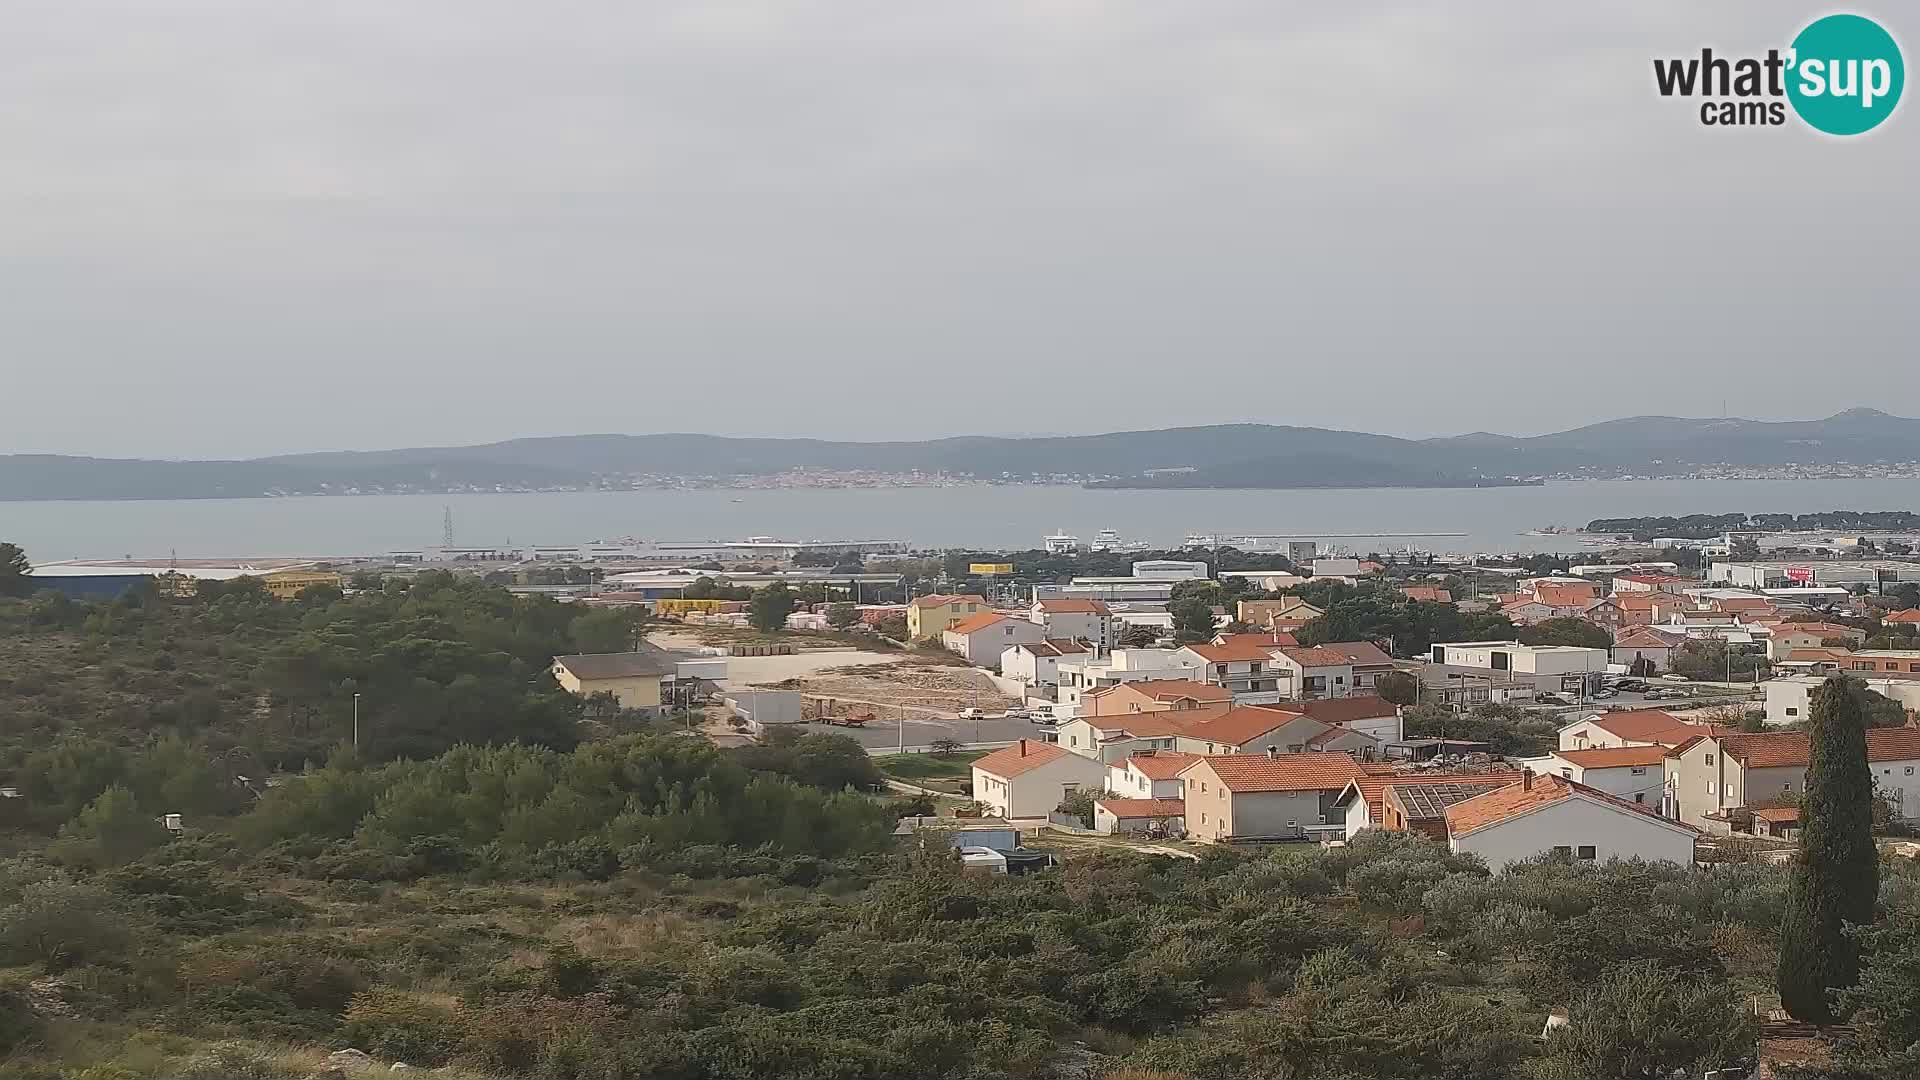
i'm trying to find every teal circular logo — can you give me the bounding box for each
[1787,14,1904,135]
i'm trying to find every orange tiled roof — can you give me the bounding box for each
[1553,745,1670,769]
[1444,773,1696,838]
[1087,707,1230,739]
[1185,707,1306,747]
[1885,609,1920,624]
[1015,639,1090,657]
[1095,797,1186,819]
[911,593,986,609]
[1613,628,1680,649]
[1315,640,1395,667]
[1184,752,1361,793]
[1214,631,1301,650]
[1035,598,1112,615]
[1122,750,1202,780]
[1751,806,1800,823]
[1587,710,1723,747]
[1534,583,1599,607]
[1287,695,1398,725]
[1130,679,1233,703]
[944,612,1011,636]
[1400,586,1454,604]
[1703,728,1920,770]
[972,739,1071,780]
[1278,646,1356,667]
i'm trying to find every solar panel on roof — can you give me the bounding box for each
[1393,782,1509,819]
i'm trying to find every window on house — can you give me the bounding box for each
[1784,782,1793,791]
[1706,781,1715,794]
[1630,766,1647,775]
[1577,845,1597,860]
[1200,812,1207,824]
[1786,707,1798,716]
[1907,767,1915,776]
[1217,789,1224,801]
[1705,753,1714,765]
[1552,845,1571,856]
[1634,793,1646,804]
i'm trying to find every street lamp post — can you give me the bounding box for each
[352,693,361,748]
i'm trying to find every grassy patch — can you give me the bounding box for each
[873,751,985,781]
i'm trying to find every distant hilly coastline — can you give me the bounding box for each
[5,409,1920,501]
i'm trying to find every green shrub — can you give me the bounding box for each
[340,989,465,1064]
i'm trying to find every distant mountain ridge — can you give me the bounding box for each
[4,409,1919,500]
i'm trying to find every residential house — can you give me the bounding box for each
[1057,709,1225,763]
[1542,745,1668,806]
[1268,646,1358,700]
[1237,597,1324,629]
[1429,641,1609,682]
[1212,630,1300,650]
[1557,709,1723,752]
[1093,797,1186,836]
[1613,593,1660,627]
[1500,600,1559,626]
[1106,749,1201,799]
[552,647,679,715]
[1582,597,1623,633]
[1400,586,1453,604]
[1311,641,1396,693]
[1082,678,1231,716]
[1766,622,1867,661]
[1334,769,1525,838]
[1765,672,1920,725]
[1612,573,1694,595]
[1612,627,1683,673]
[1531,582,1600,616]
[1886,608,1920,626]
[1176,640,1290,702]
[1665,727,1920,827]
[1030,598,1118,653]
[907,594,990,640]
[970,739,1109,819]
[942,613,1046,666]
[1281,694,1405,743]
[262,569,344,600]
[1176,707,1366,757]
[1179,752,1363,842]
[1001,639,1090,686]
[1055,649,1203,710]
[1444,772,1700,872]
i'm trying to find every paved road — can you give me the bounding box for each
[799,714,1056,752]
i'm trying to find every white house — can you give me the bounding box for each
[1105,750,1200,799]
[1442,772,1700,872]
[942,612,1046,666]
[1029,598,1117,653]
[1001,639,1090,686]
[1176,640,1290,702]
[1766,674,1920,727]
[1542,745,1668,807]
[1268,646,1358,701]
[969,739,1109,819]
[1611,628,1681,674]
[1556,709,1719,752]
[1092,797,1186,836]
[1056,648,1202,709]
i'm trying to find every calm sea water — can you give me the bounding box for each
[6,478,1920,562]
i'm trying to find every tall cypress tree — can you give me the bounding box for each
[1777,675,1879,1023]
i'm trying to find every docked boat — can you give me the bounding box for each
[1044,530,1080,554]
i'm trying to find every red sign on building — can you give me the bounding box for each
[1785,566,1814,584]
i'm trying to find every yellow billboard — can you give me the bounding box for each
[969,562,1014,575]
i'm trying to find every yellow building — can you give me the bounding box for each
[262,570,344,601]
[906,593,990,640]
[654,597,745,617]
[551,648,678,715]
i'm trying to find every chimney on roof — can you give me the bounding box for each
[1019,740,1028,757]
[1265,745,1278,759]
[1522,768,1534,791]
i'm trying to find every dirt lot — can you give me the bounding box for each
[774,659,1018,715]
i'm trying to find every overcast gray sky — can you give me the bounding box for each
[2,1,1914,458]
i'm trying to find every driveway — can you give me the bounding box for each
[800,714,1055,753]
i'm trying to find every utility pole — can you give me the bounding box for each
[352,693,361,748]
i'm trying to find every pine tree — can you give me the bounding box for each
[1777,675,1879,1023]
